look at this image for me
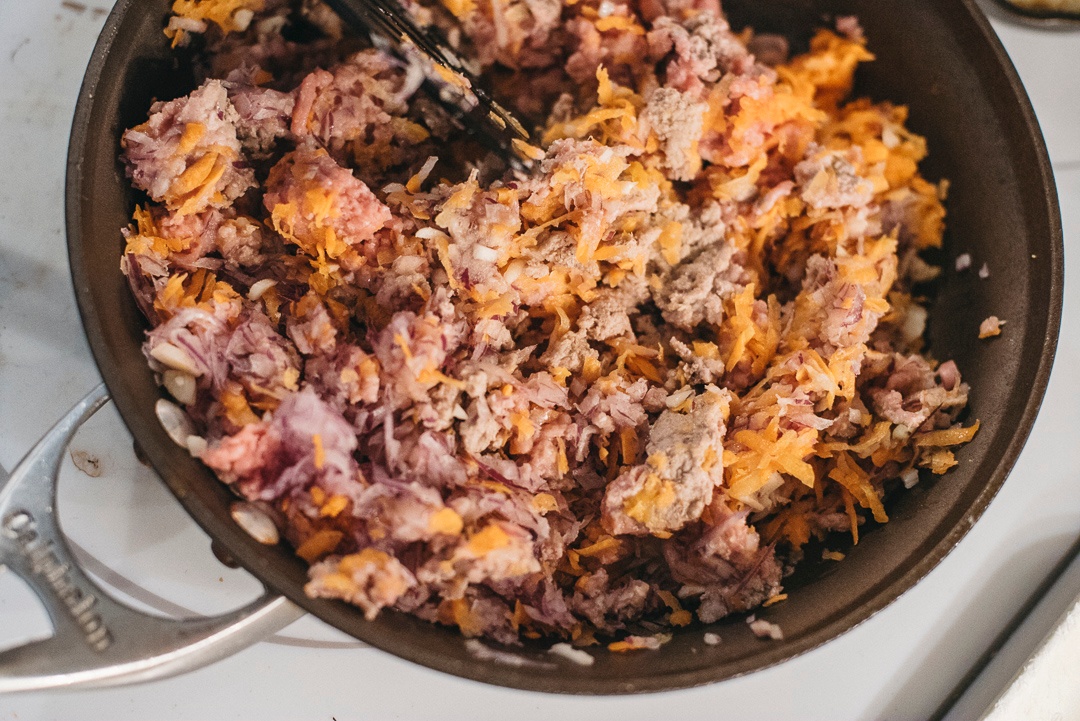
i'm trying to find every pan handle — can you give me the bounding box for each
[0,384,305,693]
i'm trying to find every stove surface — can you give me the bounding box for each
[2,3,1079,719]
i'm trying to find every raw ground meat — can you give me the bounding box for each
[122,0,977,649]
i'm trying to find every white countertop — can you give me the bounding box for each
[1,3,1078,719]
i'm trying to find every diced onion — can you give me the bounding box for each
[548,643,595,666]
[232,8,254,31]
[247,278,277,301]
[416,227,449,240]
[665,386,694,409]
[502,259,526,283]
[473,244,499,262]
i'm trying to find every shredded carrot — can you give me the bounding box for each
[312,434,325,470]
[915,420,980,447]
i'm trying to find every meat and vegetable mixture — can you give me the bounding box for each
[121,0,978,648]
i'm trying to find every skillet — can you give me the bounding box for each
[17,0,1063,694]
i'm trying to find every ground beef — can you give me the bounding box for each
[122,80,255,215]
[602,390,729,536]
[263,141,392,263]
[641,87,708,181]
[653,241,752,331]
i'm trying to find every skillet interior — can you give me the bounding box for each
[66,0,1062,693]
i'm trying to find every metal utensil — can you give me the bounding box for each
[0,385,303,693]
[320,0,531,155]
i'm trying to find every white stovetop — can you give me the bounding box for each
[1,3,1078,719]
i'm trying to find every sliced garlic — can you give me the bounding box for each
[155,399,196,448]
[230,502,280,545]
[163,369,197,405]
[186,435,208,458]
[149,342,202,376]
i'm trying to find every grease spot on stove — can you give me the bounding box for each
[70,449,103,477]
[56,0,109,21]
[9,38,29,63]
